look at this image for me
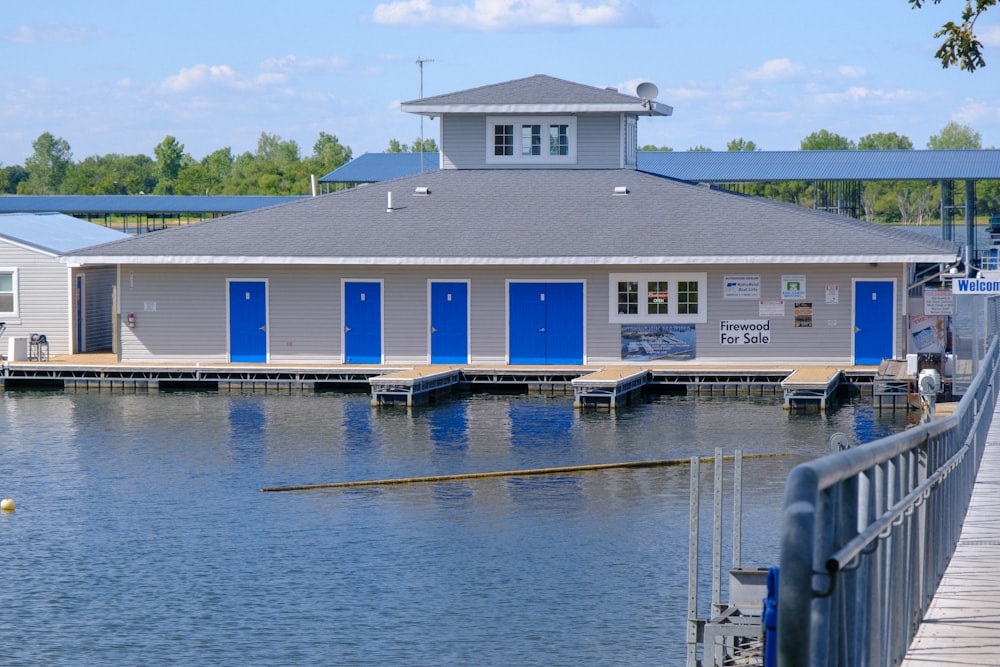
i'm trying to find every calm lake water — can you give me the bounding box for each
[0,389,910,666]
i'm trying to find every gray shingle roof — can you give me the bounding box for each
[401,74,671,116]
[68,170,957,265]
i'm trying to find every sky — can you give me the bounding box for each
[2,1,1000,165]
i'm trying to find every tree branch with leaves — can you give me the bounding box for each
[909,0,995,70]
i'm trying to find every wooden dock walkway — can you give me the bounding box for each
[901,399,1000,666]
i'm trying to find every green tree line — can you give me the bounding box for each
[644,121,1000,223]
[1,131,440,196]
[2,122,996,223]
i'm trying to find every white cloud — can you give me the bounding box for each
[953,100,1000,124]
[372,0,648,31]
[810,86,925,107]
[837,65,866,78]
[740,58,805,82]
[980,23,1000,47]
[158,64,254,93]
[260,54,348,73]
[4,23,107,44]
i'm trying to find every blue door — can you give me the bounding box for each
[854,280,893,365]
[229,281,267,362]
[431,282,468,364]
[509,282,584,365]
[344,281,382,364]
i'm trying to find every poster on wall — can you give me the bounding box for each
[825,284,839,304]
[908,313,947,353]
[782,275,806,299]
[620,324,696,361]
[794,302,813,327]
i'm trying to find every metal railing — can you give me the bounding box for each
[777,335,1000,667]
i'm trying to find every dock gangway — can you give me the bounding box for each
[777,334,1000,666]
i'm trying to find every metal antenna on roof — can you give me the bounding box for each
[416,57,434,173]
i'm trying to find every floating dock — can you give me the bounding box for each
[572,366,648,410]
[369,366,462,407]
[0,353,904,412]
[780,366,844,411]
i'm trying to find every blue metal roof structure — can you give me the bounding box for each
[0,195,308,215]
[318,149,1000,185]
[0,212,129,254]
[319,152,441,184]
[637,149,1000,182]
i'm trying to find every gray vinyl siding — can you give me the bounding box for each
[440,114,625,170]
[575,114,624,168]
[440,116,485,170]
[80,266,117,352]
[119,263,904,366]
[0,242,70,355]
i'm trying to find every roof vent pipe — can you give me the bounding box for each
[387,191,393,212]
[415,186,430,196]
[614,186,629,195]
[310,174,317,197]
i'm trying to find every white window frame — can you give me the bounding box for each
[0,268,19,317]
[608,272,707,324]
[486,116,577,165]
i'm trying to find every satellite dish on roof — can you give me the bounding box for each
[636,81,659,100]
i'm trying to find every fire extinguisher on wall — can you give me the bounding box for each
[128,313,136,329]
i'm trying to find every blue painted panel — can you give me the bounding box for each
[345,282,382,364]
[544,282,584,364]
[229,281,267,362]
[431,282,468,364]
[855,281,893,365]
[509,282,583,365]
[509,283,547,364]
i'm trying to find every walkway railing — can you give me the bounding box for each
[777,335,1000,667]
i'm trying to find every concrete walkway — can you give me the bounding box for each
[901,402,1000,665]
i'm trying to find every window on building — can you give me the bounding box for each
[521,124,541,156]
[0,270,17,315]
[487,116,576,164]
[617,281,639,315]
[494,124,514,156]
[609,273,706,323]
[646,280,670,315]
[677,281,699,315]
[549,124,569,156]
[624,116,637,166]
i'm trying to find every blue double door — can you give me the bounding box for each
[509,282,584,365]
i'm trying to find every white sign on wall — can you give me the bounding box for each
[720,319,771,345]
[781,275,806,299]
[723,275,761,299]
[924,288,954,315]
[759,300,785,317]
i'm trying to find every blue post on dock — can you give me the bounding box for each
[763,567,778,667]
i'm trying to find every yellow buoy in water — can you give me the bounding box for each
[1,498,14,512]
